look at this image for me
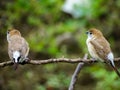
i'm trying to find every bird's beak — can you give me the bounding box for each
[86,31,89,34]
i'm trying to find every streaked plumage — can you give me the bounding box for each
[86,28,120,77]
[7,29,29,69]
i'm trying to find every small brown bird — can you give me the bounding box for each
[86,28,120,77]
[7,29,29,69]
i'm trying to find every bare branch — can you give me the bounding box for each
[0,61,13,67]
[0,57,120,67]
[68,54,88,90]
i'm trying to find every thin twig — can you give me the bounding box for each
[68,54,88,90]
[0,57,120,67]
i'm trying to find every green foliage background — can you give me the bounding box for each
[0,0,120,90]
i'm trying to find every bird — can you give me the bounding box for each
[7,28,29,69]
[86,28,120,77]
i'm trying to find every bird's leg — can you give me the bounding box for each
[91,58,96,61]
[25,57,30,62]
[90,58,97,63]
[20,57,30,65]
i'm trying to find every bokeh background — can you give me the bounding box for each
[0,0,120,90]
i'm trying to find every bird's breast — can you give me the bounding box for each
[86,38,103,61]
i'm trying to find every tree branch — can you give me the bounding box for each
[0,57,120,67]
[68,54,88,90]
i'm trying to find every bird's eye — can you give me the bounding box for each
[7,31,9,34]
[90,32,92,35]
[7,29,11,34]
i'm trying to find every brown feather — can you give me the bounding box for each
[90,36,111,61]
[7,29,29,69]
[86,28,120,77]
[8,35,29,61]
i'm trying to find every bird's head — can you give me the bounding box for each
[7,29,21,42]
[86,28,103,39]
[7,29,21,36]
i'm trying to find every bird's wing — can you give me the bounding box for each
[21,37,29,58]
[8,47,13,60]
[90,37,111,60]
[10,36,29,58]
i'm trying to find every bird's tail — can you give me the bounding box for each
[109,61,120,78]
[13,62,19,70]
